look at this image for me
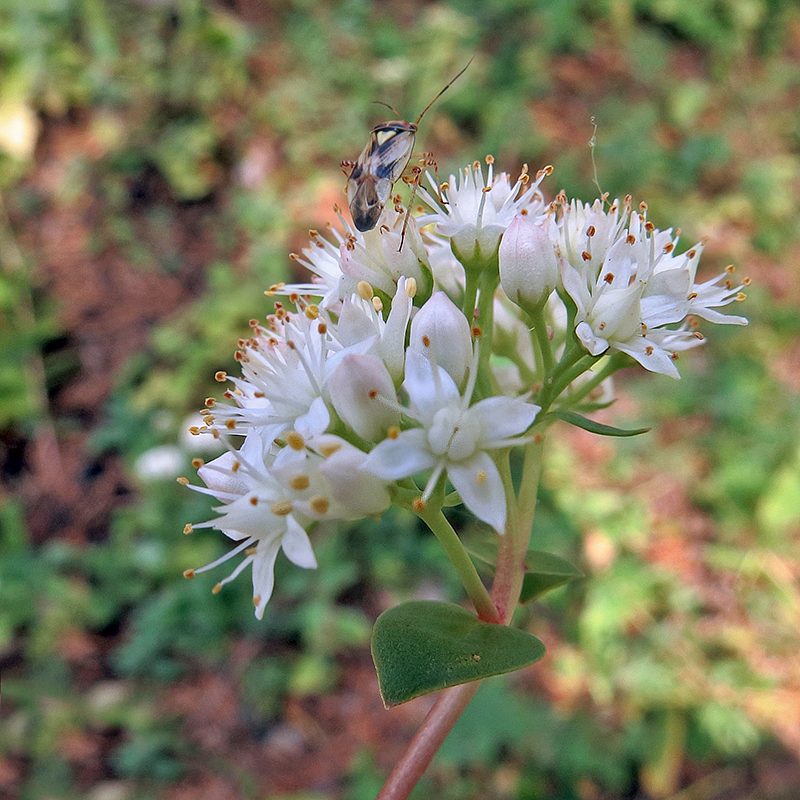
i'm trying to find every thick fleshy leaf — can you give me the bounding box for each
[550,409,650,437]
[518,551,584,604]
[465,538,583,604]
[371,601,546,707]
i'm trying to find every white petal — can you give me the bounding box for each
[614,337,681,379]
[576,320,609,356]
[251,538,282,619]
[560,258,592,312]
[295,396,331,437]
[361,429,437,480]
[318,440,391,517]
[328,353,399,441]
[470,396,539,442]
[281,516,318,569]
[197,451,249,499]
[381,277,414,382]
[447,453,507,533]
[403,351,459,423]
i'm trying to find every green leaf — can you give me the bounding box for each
[464,538,583,604]
[371,601,546,707]
[519,551,584,604]
[550,409,650,437]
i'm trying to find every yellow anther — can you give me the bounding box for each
[271,500,293,516]
[286,430,305,450]
[289,474,310,491]
[310,495,330,515]
[357,281,374,300]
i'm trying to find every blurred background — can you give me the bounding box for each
[1,1,799,799]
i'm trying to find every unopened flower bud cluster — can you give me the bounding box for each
[182,158,747,617]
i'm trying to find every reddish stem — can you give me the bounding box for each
[375,681,481,800]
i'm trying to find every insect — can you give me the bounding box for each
[342,58,473,241]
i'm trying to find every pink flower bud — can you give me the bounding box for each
[499,215,560,308]
[409,292,472,385]
[328,354,399,442]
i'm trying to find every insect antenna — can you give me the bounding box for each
[414,55,475,125]
[371,100,405,119]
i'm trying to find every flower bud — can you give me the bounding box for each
[328,354,399,441]
[409,291,472,386]
[499,215,560,309]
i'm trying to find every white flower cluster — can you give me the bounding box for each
[183,159,747,617]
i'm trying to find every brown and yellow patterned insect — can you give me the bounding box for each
[342,59,472,238]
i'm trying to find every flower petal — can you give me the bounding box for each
[447,452,507,533]
[361,429,437,480]
[281,516,318,569]
[403,351,460,424]
[470,396,539,442]
[251,538,283,619]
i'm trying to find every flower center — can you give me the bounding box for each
[427,406,481,461]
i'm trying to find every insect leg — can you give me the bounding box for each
[398,165,423,252]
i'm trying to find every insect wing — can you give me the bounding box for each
[347,122,416,232]
[348,170,392,232]
[369,123,416,183]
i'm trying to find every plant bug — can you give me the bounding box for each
[342,58,473,241]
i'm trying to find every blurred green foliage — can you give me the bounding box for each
[1,0,799,798]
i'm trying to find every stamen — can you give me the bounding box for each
[310,495,330,515]
[286,430,305,450]
[271,500,293,516]
[289,474,310,491]
[357,281,374,300]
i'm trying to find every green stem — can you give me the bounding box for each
[538,351,598,413]
[461,275,478,326]
[528,303,554,375]
[517,436,545,547]
[490,453,523,622]
[415,505,500,624]
[474,267,500,399]
[558,352,627,409]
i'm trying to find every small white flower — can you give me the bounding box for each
[559,198,747,379]
[135,445,184,481]
[334,277,414,382]
[340,208,429,297]
[416,159,550,264]
[362,351,539,532]
[185,431,390,618]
